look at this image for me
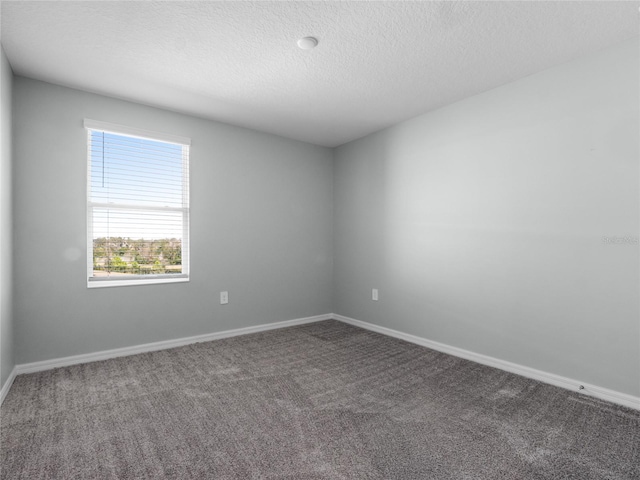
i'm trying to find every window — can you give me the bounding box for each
[85,120,190,288]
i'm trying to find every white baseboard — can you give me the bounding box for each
[7,312,639,411]
[333,314,640,411]
[15,313,331,376]
[0,366,17,405]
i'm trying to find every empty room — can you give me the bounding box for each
[0,1,638,479]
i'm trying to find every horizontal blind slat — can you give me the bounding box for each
[85,119,190,145]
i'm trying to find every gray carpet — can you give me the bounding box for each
[1,320,639,479]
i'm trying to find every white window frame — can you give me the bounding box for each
[85,119,191,288]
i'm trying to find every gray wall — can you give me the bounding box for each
[1,46,14,387]
[13,77,333,364]
[333,39,640,396]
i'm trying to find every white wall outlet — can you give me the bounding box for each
[220,291,229,305]
[372,288,379,301]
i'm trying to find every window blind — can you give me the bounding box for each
[85,120,190,287]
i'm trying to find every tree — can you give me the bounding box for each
[112,256,126,271]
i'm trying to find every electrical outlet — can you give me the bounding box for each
[220,291,229,305]
[372,289,379,301]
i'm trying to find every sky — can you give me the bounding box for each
[89,131,188,240]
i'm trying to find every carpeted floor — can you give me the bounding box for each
[1,320,639,479]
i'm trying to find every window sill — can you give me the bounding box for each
[87,276,189,288]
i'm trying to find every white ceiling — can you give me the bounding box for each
[1,1,638,147]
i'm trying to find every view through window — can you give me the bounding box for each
[86,120,190,287]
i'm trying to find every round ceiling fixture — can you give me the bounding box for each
[297,37,318,50]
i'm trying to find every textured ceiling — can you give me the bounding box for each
[1,1,638,147]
